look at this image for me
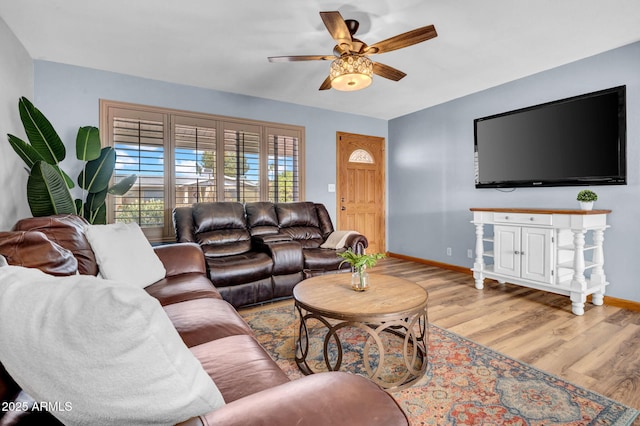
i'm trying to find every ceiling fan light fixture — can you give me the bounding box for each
[329,54,373,91]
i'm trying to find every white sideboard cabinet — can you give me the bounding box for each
[470,208,611,315]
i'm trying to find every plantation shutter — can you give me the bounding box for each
[267,127,301,202]
[172,116,218,208]
[223,123,261,203]
[107,108,168,240]
[101,100,305,242]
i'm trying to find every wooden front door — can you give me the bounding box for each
[336,132,386,254]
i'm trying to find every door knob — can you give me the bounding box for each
[341,206,346,211]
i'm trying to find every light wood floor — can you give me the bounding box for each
[374,256,640,415]
[241,256,640,418]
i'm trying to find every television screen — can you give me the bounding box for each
[474,86,626,188]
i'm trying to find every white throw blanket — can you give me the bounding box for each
[0,266,223,425]
[320,230,359,249]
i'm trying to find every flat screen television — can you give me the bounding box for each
[474,85,626,188]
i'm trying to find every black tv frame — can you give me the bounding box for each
[474,85,627,189]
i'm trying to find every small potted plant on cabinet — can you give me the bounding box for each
[577,189,598,210]
[337,249,386,291]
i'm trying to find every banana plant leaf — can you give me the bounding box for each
[76,126,101,162]
[27,161,76,217]
[18,97,66,165]
[7,134,75,188]
[7,134,44,169]
[75,198,83,214]
[76,190,107,224]
[108,174,137,195]
[85,189,107,213]
[84,202,107,225]
[77,147,116,193]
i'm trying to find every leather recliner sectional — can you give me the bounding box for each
[0,214,407,426]
[173,201,367,308]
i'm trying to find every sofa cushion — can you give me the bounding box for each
[314,202,336,238]
[193,202,247,233]
[145,273,223,306]
[0,231,77,276]
[0,266,224,425]
[205,251,273,287]
[85,222,166,288]
[198,229,252,257]
[279,227,324,248]
[190,335,290,404]
[276,202,320,228]
[245,202,279,236]
[163,298,254,347]
[193,202,252,257]
[12,214,97,276]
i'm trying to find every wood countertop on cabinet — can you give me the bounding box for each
[470,207,612,215]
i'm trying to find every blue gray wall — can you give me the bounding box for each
[3,23,639,304]
[31,61,388,225]
[389,41,640,303]
[0,17,33,230]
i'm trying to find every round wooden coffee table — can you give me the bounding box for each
[293,273,428,391]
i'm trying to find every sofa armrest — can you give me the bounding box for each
[194,372,408,426]
[173,207,196,243]
[253,236,303,275]
[252,234,292,244]
[344,233,369,255]
[154,243,206,276]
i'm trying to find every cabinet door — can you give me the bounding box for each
[521,227,553,283]
[494,225,520,277]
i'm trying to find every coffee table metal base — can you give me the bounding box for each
[294,303,428,391]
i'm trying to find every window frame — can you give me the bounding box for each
[99,99,305,242]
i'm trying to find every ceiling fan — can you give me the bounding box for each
[268,11,437,91]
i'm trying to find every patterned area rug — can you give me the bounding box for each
[240,303,639,426]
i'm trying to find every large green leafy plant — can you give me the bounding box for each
[337,248,386,273]
[6,97,136,224]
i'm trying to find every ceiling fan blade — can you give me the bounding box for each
[366,25,437,54]
[268,55,336,62]
[373,62,407,81]
[319,76,332,90]
[320,11,353,49]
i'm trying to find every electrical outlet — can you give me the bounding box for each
[446,247,452,256]
[467,249,473,259]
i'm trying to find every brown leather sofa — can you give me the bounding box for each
[173,201,368,308]
[0,215,408,426]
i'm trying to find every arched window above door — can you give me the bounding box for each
[349,149,374,164]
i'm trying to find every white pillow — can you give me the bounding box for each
[85,222,166,288]
[0,266,225,426]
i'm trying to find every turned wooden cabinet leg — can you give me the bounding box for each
[570,229,587,315]
[590,227,607,306]
[571,293,586,316]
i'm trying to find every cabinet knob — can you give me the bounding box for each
[505,216,509,220]
[530,217,535,221]
[514,250,520,255]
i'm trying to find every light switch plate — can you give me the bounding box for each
[328,184,336,193]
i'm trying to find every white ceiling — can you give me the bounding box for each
[2,0,640,120]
